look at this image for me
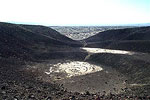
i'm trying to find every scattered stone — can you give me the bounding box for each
[2,96,8,99]
[85,91,90,95]
[27,86,33,89]
[46,96,52,100]
[14,97,18,100]
[74,92,80,95]
[28,94,35,99]
[69,95,75,100]
[37,90,41,93]
[96,96,100,100]
[1,86,6,90]
[2,91,6,94]
[113,88,116,91]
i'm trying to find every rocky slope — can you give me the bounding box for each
[0,22,82,59]
[0,22,150,99]
[0,22,86,100]
[83,26,150,97]
[84,26,150,53]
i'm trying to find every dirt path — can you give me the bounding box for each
[82,47,150,62]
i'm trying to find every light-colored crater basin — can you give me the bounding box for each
[45,61,103,77]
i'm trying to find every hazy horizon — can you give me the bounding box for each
[0,0,150,26]
[2,21,150,27]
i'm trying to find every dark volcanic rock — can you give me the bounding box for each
[0,22,150,99]
[84,26,150,53]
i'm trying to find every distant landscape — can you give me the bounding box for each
[51,23,150,40]
[51,26,136,40]
[0,22,150,99]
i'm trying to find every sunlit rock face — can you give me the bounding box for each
[45,61,103,78]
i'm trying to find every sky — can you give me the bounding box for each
[0,0,150,26]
